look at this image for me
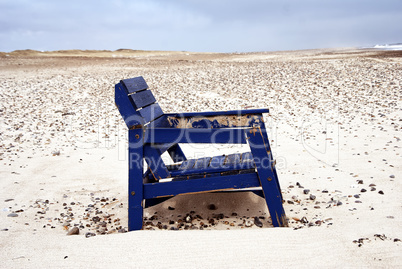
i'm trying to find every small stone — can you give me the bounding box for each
[207,204,217,210]
[1,228,9,231]
[287,200,294,204]
[254,217,263,228]
[168,206,175,210]
[67,227,79,235]
[85,232,96,238]
[7,213,18,217]
[378,190,384,195]
[322,189,328,193]
[303,189,310,194]
[4,199,14,202]
[336,201,343,206]
[118,228,127,233]
[360,189,367,193]
[354,194,360,198]
[309,194,316,200]
[185,214,192,223]
[301,217,308,224]
[394,238,401,242]
[369,184,376,187]
[355,200,362,203]
[389,175,395,178]
[357,180,364,184]
[371,187,376,191]
[245,220,254,227]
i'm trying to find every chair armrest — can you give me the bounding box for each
[165,108,269,118]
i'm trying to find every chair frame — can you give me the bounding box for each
[115,76,287,231]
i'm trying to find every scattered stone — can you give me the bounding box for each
[360,188,367,193]
[207,204,217,210]
[371,187,376,191]
[354,194,360,198]
[168,206,175,210]
[67,227,79,235]
[254,217,263,228]
[118,228,127,233]
[309,194,316,200]
[1,228,9,231]
[369,184,376,187]
[356,180,364,184]
[303,189,310,195]
[394,238,401,242]
[378,190,384,195]
[389,175,395,179]
[185,214,192,223]
[301,217,308,224]
[85,232,96,238]
[322,189,328,193]
[287,200,294,204]
[7,213,18,217]
[245,220,254,227]
[4,199,14,202]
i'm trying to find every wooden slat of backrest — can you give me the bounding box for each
[115,83,144,127]
[121,76,148,94]
[130,90,156,109]
[138,103,164,123]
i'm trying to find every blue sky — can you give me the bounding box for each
[0,0,401,52]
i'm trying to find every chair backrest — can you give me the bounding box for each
[115,76,164,128]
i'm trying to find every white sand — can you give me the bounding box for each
[0,49,401,268]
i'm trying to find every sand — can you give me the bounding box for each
[0,48,401,268]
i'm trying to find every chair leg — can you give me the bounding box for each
[259,122,284,202]
[128,129,144,231]
[246,127,288,227]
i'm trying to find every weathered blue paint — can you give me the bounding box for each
[143,173,261,199]
[246,127,287,227]
[129,90,156,109]
[128,128,144,231]
[115,76,288,231]
[121,76,149,94]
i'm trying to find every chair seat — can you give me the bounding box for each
[166,152,256,178]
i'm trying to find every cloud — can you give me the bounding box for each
[0,0,401,52]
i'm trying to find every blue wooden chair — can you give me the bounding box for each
[115,76,287,230]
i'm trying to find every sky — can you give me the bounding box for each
[0,0,401,53]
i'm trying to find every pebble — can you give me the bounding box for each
[207,204,217,210]
[85,232,96,238]
[301,217,308,224]
[360,188,367,193]
[303,189,310,194]
[378,190,384,195]
[389,175,395,178]
[245,220,254,227]
[309,194,316,200]
[4,199,14,202]
[67,227,79,235]
[254,217,263,228]
[7,213,18,217]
